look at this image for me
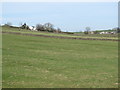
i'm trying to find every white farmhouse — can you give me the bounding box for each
[29,26,37,31]
[99,32,105,34]
[99,31,109,34]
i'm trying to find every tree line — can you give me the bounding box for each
[2,22,120,34]
[21,22,62,33]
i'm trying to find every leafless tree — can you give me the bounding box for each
[44,23,54,32]
[84,27,91,34]
[36,24,44,31]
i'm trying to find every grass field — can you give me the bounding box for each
[2,26,119,40]
[2,31,118,88]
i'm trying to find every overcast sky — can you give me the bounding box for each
[2,2,118,32]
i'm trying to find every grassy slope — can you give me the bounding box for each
[2,33,118,88]
[2,26,118,40]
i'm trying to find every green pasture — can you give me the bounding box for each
[2,32,118,88]
[2,26,118,40]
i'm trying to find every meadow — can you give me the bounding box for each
[2,26,118,40]
[2,27,118,88]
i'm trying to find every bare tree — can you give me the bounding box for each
[36,24,44,31]
[84,27,91,34]
[36,23,60,33]
[57,28,61,33]
[86,27,91,32]
[44,23,54,32]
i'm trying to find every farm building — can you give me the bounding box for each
[99,31,116,34]
[29,26,37,31]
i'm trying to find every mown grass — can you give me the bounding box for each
[2,32,118,88]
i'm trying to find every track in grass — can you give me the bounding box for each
[2,31,119,41]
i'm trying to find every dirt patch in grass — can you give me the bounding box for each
[2,31,119,41]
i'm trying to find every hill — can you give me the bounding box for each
[2,27,118,88]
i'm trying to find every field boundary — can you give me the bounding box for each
[2,31,119,41]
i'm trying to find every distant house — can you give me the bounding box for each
[29,26,37,31]
[99,32,108,34]
[99,31,116,34]
[90,31,94,34]
[99,32,105,34]
[110,31,116,34]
